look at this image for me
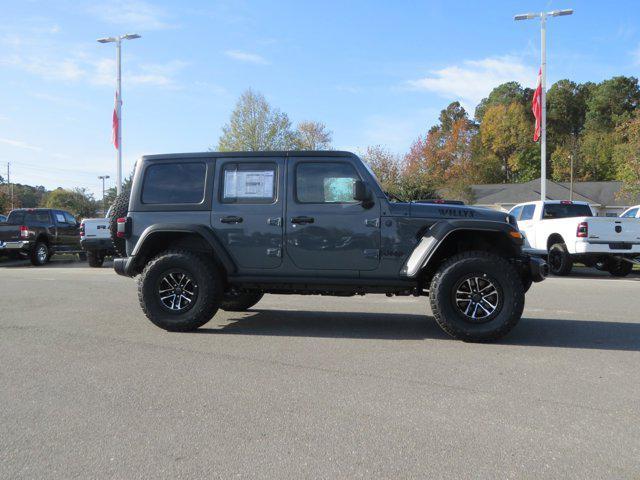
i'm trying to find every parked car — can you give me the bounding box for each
[0,208,83,265]
[80,209,115,267]
[509,200,640,277]
[111,151,546,342]
[620,205,640,219]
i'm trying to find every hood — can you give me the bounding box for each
[408,202,512,223]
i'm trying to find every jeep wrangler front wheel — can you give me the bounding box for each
[138,250,222,331]
[429,251,525,342]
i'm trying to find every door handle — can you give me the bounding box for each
[220,216,243,224]
[291,216,314,225]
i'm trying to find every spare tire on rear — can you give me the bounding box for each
[109,192,129,257]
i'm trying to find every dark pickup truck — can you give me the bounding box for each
[0,208,83,265]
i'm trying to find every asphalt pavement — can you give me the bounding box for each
[1,258,639,479]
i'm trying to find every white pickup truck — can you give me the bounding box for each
[509,200,640,277]
[620,205,640,218]
[80,210,115,267]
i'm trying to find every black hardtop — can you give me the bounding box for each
[140,150,359,163]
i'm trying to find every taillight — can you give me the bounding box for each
[19,225,29,239]
[79,222,85,237]
[577,221,588,238]
[116,217,131,238]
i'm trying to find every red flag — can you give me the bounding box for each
[532,68,542,142]
[112,92,119,150]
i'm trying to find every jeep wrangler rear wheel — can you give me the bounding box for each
[138,250,222,331]
[429,251,525,342]
[220,290,264,312]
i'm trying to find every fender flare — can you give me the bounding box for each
[131,223,236,274]
[400,220,522,278]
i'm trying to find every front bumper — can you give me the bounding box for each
[528,256,548,282]
[0,240,31,251]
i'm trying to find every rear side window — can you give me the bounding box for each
[221,163,276,204]
[520,204,536,221]
[296,162,359,203]
[7,211,25,224]
[142,163,206,204]
[543,203,593,219]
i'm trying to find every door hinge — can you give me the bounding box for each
[363,249,380,259]
[365,218,380,228]
[267,217,282,227]
[266,247,282,258]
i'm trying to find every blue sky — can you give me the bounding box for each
[1,0,639,197]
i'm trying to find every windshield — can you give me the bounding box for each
[543,203,593,219]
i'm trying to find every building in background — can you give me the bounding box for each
[470,179,637,217]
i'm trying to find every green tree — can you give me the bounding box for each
[43,188,97,219]
[585,76,640,132]
[579,130,617,181]
[474,82,533,122]
[294,121,332,150]
[217,89,296,151]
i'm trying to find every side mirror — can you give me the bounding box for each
[353,180,368,202]
[353,180,374,209]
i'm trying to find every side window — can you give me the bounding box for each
[55,213,66,224]
[296,162,359,204]
[142,162,206,204]
[36,211,50,223]
[622,208,638,218]
[520,204,536,221]
[64,212,77,224]
[221,163,276,204]
[510,206,523,220]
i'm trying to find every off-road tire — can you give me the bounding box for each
[109,193,129,257]
[429,251,525,342]
[607,258,633,277]
[87,250,105,268]
[548,243,573,276]
[30,242,50,266]
[138,250,222,332]
[220,291,264,312]
[78,252,87,261]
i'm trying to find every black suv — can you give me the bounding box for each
[112,151,546,341]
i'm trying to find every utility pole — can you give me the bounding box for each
[7,162,13,210]
[97,33,141,195]
[515,9,573,202]
[569,154,574,201]
[98,175,110,215]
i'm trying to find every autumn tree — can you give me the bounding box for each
[479,102,538,182]
[217,89,297,151]
[614,111,640,200]
[361,145,403,196]
[294,121,332,150]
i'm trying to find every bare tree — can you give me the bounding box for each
[294,121,333,150]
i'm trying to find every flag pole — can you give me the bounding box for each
[540,13,547,202]
[116,37,122,196]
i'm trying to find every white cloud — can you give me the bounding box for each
[89,0,173,31]
[407,55,534,107]
[0,138,43,152]
[224,50,269,65]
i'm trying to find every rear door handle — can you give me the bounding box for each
[220,216,243,224]
[291,216,315,225]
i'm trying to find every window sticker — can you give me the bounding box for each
[323,177,355,202]
[224,170,274,199]
[55,213,66,223]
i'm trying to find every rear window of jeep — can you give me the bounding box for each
[142,163,206,204]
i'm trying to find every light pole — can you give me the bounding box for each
[98,175,110,214]
[515,9,573,201]
[97,33,141,196]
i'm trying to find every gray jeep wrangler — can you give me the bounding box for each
[113,151,547,341]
